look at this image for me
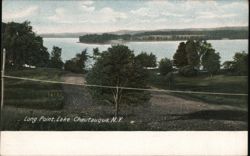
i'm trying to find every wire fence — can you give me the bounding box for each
[3,75,248,96]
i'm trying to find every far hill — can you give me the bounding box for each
[78,26,248,44]
[37,26,249,41]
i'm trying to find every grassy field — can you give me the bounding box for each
[148,70,248,109]
[1,68,248,131]
[4,68,65,110]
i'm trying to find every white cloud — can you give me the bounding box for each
[197,11,236,19]
[80,1,94,6]
[221,1,248,10]
[3,5,39,21]
[81,5,95,12]
[48,8,65,21]
[4,0,246,34]
[48,6,127,24]
[79,1,95,12]
[98,7,127,22]
[131,8,158,17]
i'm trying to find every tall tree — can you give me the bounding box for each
[201,50,221,77]
[185,40,200,68]
[173,42,188,68]
[50,46,64,69]
[2,21,50,68]
[75,49,88,71]
[232,51,248,75]
[86,45,150,117]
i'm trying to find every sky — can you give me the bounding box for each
[2,0,249,34]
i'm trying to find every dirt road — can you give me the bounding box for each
[61,73,93,110]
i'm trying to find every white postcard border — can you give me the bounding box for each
[0,131,248,156]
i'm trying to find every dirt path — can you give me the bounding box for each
[61,73,93,110]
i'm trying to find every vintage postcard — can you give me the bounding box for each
[1,0,248,155]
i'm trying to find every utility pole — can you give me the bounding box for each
[1,48,6,110]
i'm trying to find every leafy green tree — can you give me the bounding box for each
[65,49,88,73]
[158,58,173,76]
[50,46,64,69]
[2,21,50,68]
[201,50,221,77]
[173,42,188,68]
[232,51,248,75]
[135,52,157,68]
[75,49,88,71]
[185,40,200,68]
[86,45,150,117]
[174,40,221,77]
[64,60,78,73]
[197,40,213,57]
[93,47,100,56]
[222,61,234,70]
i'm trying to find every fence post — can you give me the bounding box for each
[1,48,6,109]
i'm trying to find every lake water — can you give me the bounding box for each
[43,38,248,64]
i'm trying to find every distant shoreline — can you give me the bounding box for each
[76,38,248,45]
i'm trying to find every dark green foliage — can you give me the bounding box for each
[79,33,131,43]
[135,52,157,68]
[185,40,200,68]
[2,21,50,68]
[222,61,234,72]
[158,58,173,76]
[179,65,198,77]
[93,47,100,56]
[49,46,64,69]
[173,42,188,67]
[64,60,79,73]
[75,49,88,72]
[201,50,221,76]
[222,52,248,75]
[64,49,88,73]
[232,51,248,75]
[86,45,150,106]
[173,40,221,77]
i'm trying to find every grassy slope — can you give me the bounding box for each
[4,68,65,109]
[148,70,248,109]
[2,68,147,130]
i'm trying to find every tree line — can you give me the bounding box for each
[79,28,248,43]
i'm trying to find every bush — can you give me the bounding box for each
[179,65,198,77]
[64,60,83,73]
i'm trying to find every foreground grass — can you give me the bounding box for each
[4,68,65,110]
[2,104,247,131]
[148,70,248,109]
